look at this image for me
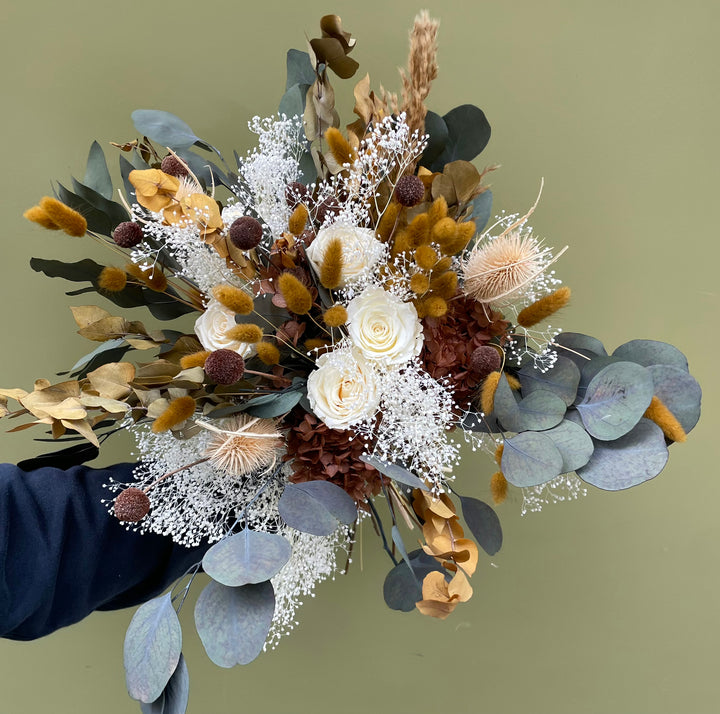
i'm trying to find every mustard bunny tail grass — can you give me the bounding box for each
[226,323,263,344]
[180,351,211,369]
[517,287,572,328]
[288,204,309,235]
[98,266,127,292]
[490,471,508,505]
[255,341,281,365]
[644,395,687,443]
[278,272,313,314]
[480,371,501,415]
[319,238,344,290]
[39,196,87,237]
[325,127,356,167]
[212,284,254,315]
[24,205,60,230]
[152,396,196,433]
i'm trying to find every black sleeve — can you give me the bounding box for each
[0,462,206,641]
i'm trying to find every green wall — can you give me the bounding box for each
[0,1,717,712]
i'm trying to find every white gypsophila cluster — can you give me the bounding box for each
[328,113,427,228]
[229,115,305,238]
[266,523,351,650]
[359,360,461,493]
[107,424,287,546]
[130,208,234,295]
[520,473,588,515]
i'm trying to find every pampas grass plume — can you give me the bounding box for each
[39,196,87,236]
[152,395,196,433]
[644,396,687,442]
[517,287,571,328]
[212,284,254,315]
[278,272,313,314]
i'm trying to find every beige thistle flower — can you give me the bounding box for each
[462,182,566,307]
[201,414,283,476]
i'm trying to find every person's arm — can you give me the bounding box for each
[0,462,205,641]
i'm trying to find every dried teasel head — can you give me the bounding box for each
[202,415,283,476]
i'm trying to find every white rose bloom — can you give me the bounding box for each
[194,299,253,357]
[346,286,423,366]
[307,348,380,430]
[305,224,385,287]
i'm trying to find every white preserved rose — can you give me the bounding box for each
[305,224,385,287]
[194,299,253,357]
[307,348,380,429]
[346,286,423,366]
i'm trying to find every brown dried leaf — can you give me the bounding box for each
[78,316,128,342]
[415,599,457,619]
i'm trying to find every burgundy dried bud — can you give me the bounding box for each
[285,181,308,207]
[204,348,246,384]
[112,221,144,248]
[394,175,425,207]
[314,197,341,225]
[229,216,264,250]
[114,487,150,522]
[470,345,502,378]
[160,155,189,178]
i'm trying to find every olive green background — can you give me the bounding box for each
[0,1,717,712]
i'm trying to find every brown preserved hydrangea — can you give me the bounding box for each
[284,410,385,506]
[421,292,510,407]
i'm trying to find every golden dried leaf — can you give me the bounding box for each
[146,397,170,419]
[60,418,100,447]
[70,305,112,329]
[421,570,451,602]
[415,599,457,619]
[0,388,29,402]
[87,362,136,399]
[80,395,131,413]
[448,569,473,602]
[126,338,157,350]
[21,392,86,421]
[453,538,479,576]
